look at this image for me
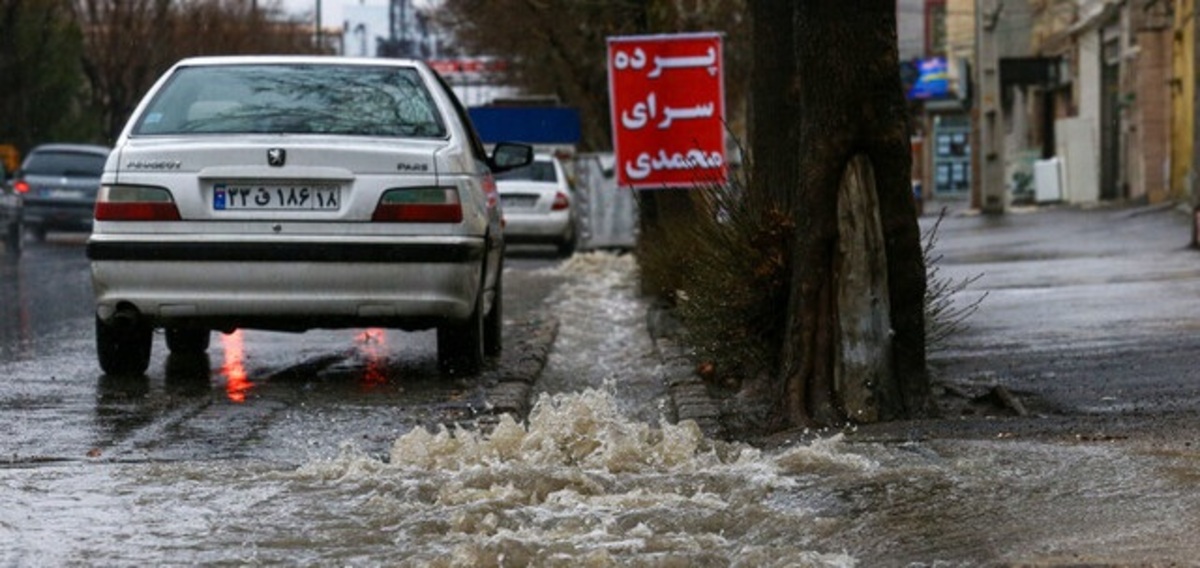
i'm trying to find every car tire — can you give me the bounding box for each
[96,316,153,376]
[166,328,211,353]
[437,291,484,376]
[484,267,503,357]
[4,221,20,258]
[557,222,578,257]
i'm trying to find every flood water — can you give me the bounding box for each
[4,251,1200,566]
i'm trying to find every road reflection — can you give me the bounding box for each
[0,239,95,361]
[355,328,388,389]
[219,330,252,403]
[164,351,212,396]
[0,257,34,360]
[95,372,152,440]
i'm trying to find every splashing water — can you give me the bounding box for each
[289,388,866,567]
[531,252,669,425]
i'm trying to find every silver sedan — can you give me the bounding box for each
[497,154,578,256]
[87,55,531,377]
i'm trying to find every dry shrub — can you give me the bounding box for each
[638,185,981,385]
[922,209,986,351]
[637,174,791,380]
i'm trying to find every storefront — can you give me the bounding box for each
[908,56,971,204]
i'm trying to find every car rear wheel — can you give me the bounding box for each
[484,269,503,357]
[166,328,211,353]
[437,293,484,376]
[557,222,577,257]
[96,316,153,376]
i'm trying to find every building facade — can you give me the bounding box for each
[909,0,1180,209]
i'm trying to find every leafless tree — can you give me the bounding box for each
[75,0,324,142]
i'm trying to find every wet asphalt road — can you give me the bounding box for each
[0,236,567,466]
[9,203,1200,465]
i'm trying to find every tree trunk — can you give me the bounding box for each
[834,155,891,423]
[749,0,798,214]
[776,1,930,427]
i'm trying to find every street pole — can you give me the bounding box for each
[316,0,323,49]
[1192,0,1200,246]
[976,0,1006,214]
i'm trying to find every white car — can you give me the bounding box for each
[86,55,531,376]
[496,154,578,256]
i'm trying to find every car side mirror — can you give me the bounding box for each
[489,142,533,173]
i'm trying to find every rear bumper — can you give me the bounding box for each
[23,201,93,231]
[503,210,573,241]
[87,240,484,263]
[89,238,487,332]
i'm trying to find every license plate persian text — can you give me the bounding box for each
[500,195,539,209]
[46,188,85,199]
[213,183,340,211]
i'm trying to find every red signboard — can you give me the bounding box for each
[608,33,726,188]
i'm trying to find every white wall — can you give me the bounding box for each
[897,0,925,60]
[1073,30,1102,203]
[1056,118,1099,203]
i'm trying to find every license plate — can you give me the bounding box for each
[46,188,85,199]
[213,183,340,211]
[500,195,538,209]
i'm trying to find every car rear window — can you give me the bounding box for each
[23,151,106,177]
[133,63,447,138]
[496,160,559,182]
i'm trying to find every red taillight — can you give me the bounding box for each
[94,185,180,221]
[372,187,463,223]
[13,180,29,194]
[551,191,570,211]
[95,201,182,221]
[483,175,499,209]
[372,203,463,223]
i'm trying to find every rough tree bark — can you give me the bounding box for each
[768,1,930,427]
[749,0,797,215]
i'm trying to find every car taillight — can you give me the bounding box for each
[372,187,463,223]
[482,175,499,210]
[13,180,29,194]
[551,191,570,211]
[94,185,181,221]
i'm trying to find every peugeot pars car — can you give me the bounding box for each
[86,55,531,376]
[496,154,578,256]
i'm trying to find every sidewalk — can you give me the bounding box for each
[643,197,1200,444]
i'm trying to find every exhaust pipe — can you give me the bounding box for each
[110,305,142,328]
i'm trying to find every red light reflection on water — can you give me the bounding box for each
[219,330,252,403]
[355,328,388,387]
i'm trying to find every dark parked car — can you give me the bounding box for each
[0,166,20,257]
[12,143,110,241]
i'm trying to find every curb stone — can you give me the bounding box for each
[480,314,559,425]
[479,298,725,439]
[646,304,726,438]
